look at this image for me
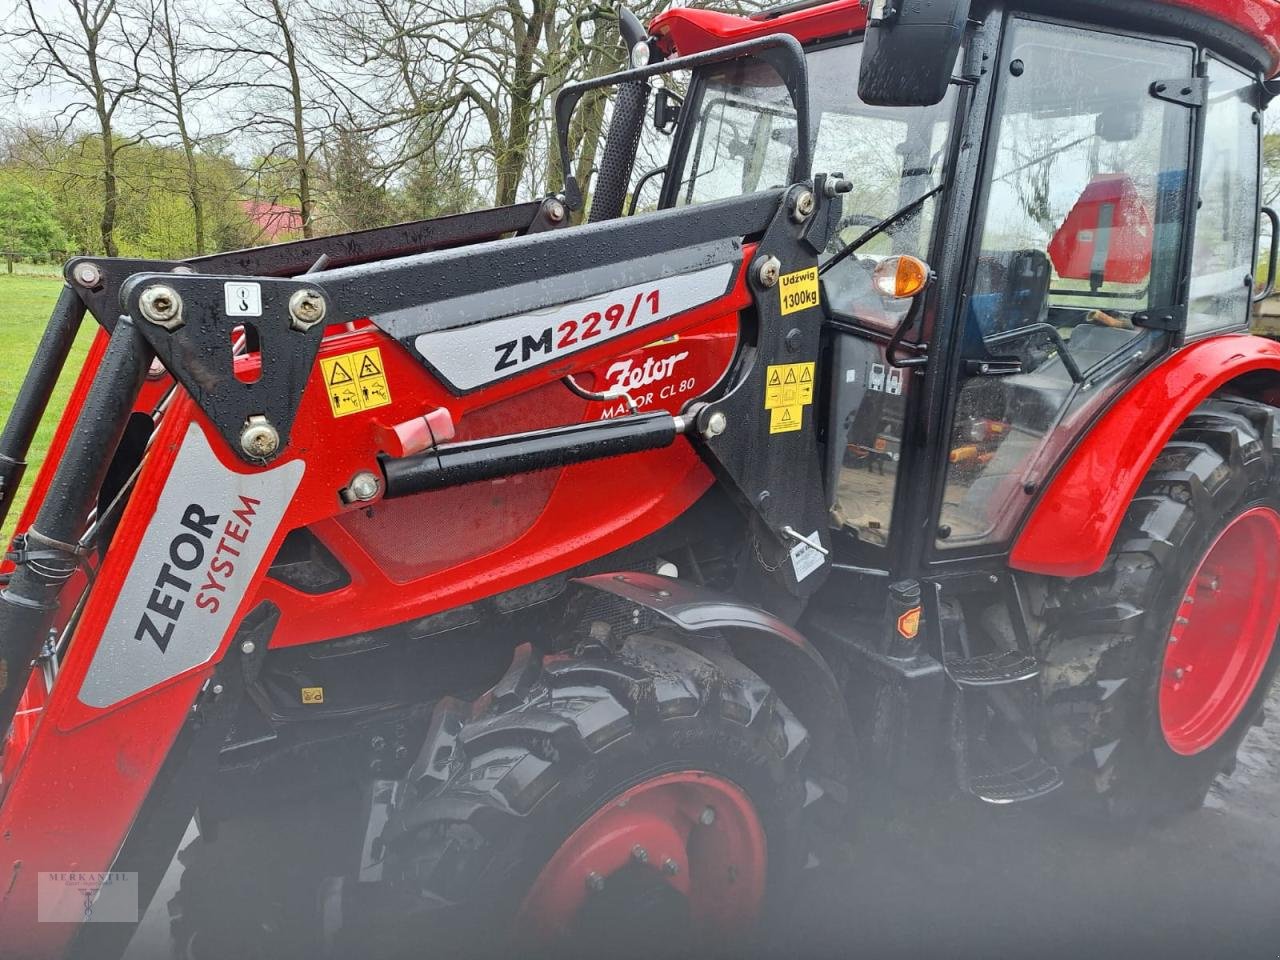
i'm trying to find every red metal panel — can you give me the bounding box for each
[650,0,1280,75]
[1010,335,1280,578]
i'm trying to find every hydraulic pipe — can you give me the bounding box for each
[0,315,151,737]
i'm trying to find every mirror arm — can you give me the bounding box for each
[627,165,668,217]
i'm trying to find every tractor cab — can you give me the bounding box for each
[619,0,1276,578]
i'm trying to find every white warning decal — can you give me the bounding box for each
[79,425,303,708]
[413,262,736,391]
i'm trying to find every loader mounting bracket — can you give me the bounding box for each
[691,181,833,601]
[122,273,331,464]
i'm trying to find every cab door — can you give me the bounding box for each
[929,16,1199,561]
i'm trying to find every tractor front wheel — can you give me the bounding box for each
[1037,396,1280,822]
[369,631,816,957]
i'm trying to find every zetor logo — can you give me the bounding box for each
[134,497,260,653]
[605,351,689,392]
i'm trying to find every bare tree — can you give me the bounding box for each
[201,0,335,238]
[320,0,641,208]
[1,0,155,256]
[136,0,240,254]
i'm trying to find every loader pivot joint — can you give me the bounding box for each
[122,273,332,464]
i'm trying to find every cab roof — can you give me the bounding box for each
[650,0,1280,76]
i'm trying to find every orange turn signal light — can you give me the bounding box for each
[872,255,932,300]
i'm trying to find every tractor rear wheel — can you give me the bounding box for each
[1037,395,1280,823]
[369,631,815,957]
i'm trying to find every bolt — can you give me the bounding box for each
[347,471,381,503]
[211,684,224,696]
[371,736,387,752]
[702,411,728,440]
[72,262,102,288]
[791,189,815,222]
[1175,616,1190,626]
[699,806,716,826]
[1198,574,1221,592]
[662,858,679,876]
[240,640,256,655]
[288,288,327,331]
[545,197,567,223]
[138,284,184,329]
[632,845,648,864]
[147,357,167,381]
[586,872,606,893]
[757,256,782,288]
[240,415,280,460]
[823,177,853,198]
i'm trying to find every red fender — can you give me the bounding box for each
[1010,334,1280,579]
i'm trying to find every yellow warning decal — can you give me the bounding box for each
[301,686,325,704]
[764,361,816,433]
[778,266,820,316]
[319,347,392,418]
[770,406,803,433]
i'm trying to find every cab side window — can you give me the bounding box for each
[1187,59,1261,337]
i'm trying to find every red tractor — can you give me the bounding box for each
[2,0,1280,956]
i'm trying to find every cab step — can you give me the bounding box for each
[944,650,1039,687]
[968,754,1063,805]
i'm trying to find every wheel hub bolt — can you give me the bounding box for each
[662,858,679,876]
[586,872,606,893]
[241,640,256,655]
[631,845,648,864]
[699,806,716,826]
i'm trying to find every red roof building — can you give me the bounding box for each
[240,200,303,242]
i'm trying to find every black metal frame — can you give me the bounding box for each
[554,33,814,211]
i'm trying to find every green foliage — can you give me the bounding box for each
[0,175,67,258]
[3,132,256,258]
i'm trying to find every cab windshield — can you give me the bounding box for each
[674,41,959,329]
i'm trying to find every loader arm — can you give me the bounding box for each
[0,162,841,959]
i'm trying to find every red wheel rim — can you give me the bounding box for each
[516,770,767,942]
[1159,506,1280,756]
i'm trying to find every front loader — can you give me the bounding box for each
[4,0,1280,957]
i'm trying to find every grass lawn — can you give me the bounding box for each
[0,274,98,544]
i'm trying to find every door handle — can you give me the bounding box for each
[964,357,1024,376]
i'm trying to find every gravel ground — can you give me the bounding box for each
[785,680,1280,960]
[125,682,1280,959]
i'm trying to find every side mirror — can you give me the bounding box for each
[858,0,971,107]
[652,87,682,135]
